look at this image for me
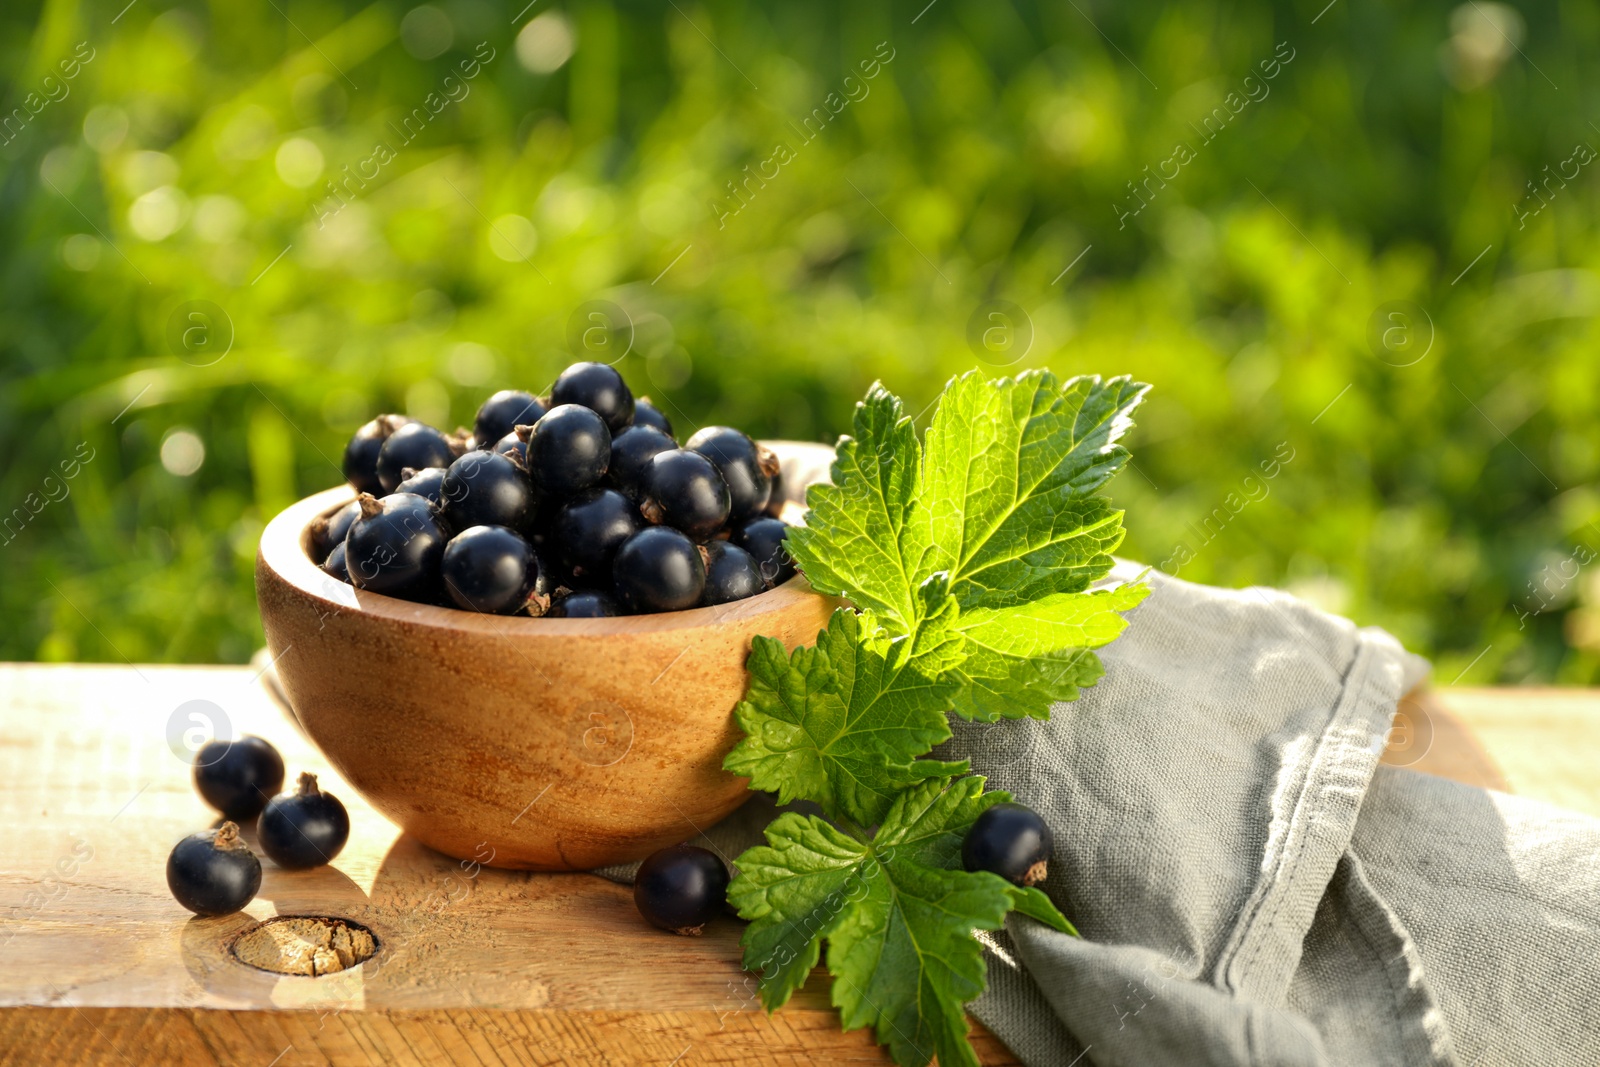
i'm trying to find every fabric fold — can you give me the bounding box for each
[960,562,1435,1065]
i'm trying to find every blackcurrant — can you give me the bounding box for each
[376,422,456,493]
[308,499,361,563]
[607,425,675,502]
[548,590,620,618]
[633,844,729,935]
[686,427,777,524]
[345,492,450,600]
[342,414,411,496]
[553,488,643,586]
[492,426,529,465]
[167,822,262,916]
[258,773,351,870]
[612,526,706,613]
[440,450,535,531]
[732,517,796,588]
[474,389,547,447]
[395,465,448,505]
[639,449,730,542]
[632,397,673,437]
[440,525,538,614]
[701,542,764,605]
[551,361,634,432]
[326,499,361,544]
[526,404,611,495]
[322,540,350,583]
[961,802,1054,887]
[193,735,285,821]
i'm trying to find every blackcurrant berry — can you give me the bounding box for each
[474,389,547,447]
[440,525,538,614]
[554,488,643,586]
[394,465,448,505]
[634,844,729,935]
[632,397,673,437]
[258,773,351,870]
[607,425,675,502]
[193,735,285,821]
[526,404,611,495]
[492,426,529,465]
[686,427,777,524]
[346,492,450,600]
[639,449,730,542]
[440,450,535,531]
[612,526,706,613]
[732,517,796,588]
[167,821,262,916]
[701,542,764,605]
[308,499,361,563]
[326,499,361,544]
[961,802,1054,887]
[322,540,350,583]
[551,361,634,432]
[547,590,620,617]
[342,414,411,496]
[376,422,456,493]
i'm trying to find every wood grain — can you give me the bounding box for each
[0,663,1015,1066]
[4,663,1598,1065]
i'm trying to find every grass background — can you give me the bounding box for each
[3,0,1598,684]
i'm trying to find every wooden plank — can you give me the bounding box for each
[0,664,1020,1066]
[4,664,1599,1066]
[1380,687,1600,819]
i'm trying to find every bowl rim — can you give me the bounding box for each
[260,487,820,638]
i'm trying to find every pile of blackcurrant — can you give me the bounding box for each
[167,735,352,916]
[314,362,798,617]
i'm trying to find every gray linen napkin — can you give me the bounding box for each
[601,451,1600,1066]
[946,561,1600,1067]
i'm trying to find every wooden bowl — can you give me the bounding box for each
[255,443,837,871]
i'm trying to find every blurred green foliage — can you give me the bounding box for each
[2,0,1598,684]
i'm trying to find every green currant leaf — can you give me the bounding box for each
[729,777,1076,1067]
[1005,884,1078,936]
[723,584,968,826]
[727,812,866,1011]
[787,383,933,633]
[950,583,1151,721]
[920,371,1149,612]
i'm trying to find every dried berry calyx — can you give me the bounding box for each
[259,771,351,870]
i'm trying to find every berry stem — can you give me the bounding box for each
[215,821,243,849]
[357,493,384,520]
[296,772,321,797]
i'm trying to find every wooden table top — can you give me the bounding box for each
[0,663,1594,1066]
